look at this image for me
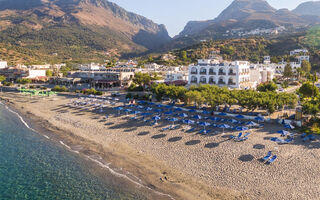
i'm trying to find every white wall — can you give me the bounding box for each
[28,70,46,78]
[0,61,7,69]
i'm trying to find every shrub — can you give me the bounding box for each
[16,78,32,85]
[52,85,69,92]
[81,88,102,95]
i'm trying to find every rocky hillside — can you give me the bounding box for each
[172,0,320,49]
[0,0,171,64]
[293,1,320,17]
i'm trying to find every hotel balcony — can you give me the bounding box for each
[209,81,216,84]
[218,81,226,85]
[191,71,198,75]
[228,82,236,85]
[199,72,207,75]
[190,80,198,84]
[228,72,236,76]
[209,72,216,75]
[218,72,226,75]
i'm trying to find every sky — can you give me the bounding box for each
[109,0,310,37]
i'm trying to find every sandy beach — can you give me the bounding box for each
[2,91,320,200]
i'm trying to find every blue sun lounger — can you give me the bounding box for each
[267,155,277,164]
[262,151,272,161]
[230,132,243,140]
[199,129,211,135]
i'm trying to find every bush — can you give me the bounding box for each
[128,83,144,92]
[16,78,32,85]
[41,86,47,90]
[52,85,69,92]
[29,85,35,89]
[81,88,103,96]
[257,82,278,92]
[2,81,13,86]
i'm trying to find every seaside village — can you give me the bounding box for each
[0,48,317,167]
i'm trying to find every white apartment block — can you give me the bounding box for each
[0,60,8,69]
[290,49,308,56]
[188,59,250,89]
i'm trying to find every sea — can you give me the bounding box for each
[0,103,172,200]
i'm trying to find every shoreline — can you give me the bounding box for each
[4,91,320,199]
[0,93,240,200]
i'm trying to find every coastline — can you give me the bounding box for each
[0,92,242,200]
[4,91,320,200]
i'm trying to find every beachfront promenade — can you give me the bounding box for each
[2,92,320,200]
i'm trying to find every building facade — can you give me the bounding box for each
[188,59,251,89]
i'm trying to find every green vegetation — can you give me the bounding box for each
[151,84,297,114]
[16,78,32,85]
[81,88,103,96]
[51,85,69,92]
[257,82,278,92]
[0,75,6,83]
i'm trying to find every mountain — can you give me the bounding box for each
[292,1,320,17]
[0,0,171,63]
[173,0,320,49]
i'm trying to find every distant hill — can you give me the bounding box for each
[0,0,171,64]
[292,1,320,17]
[170,0,320,50]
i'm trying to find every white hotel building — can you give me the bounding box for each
[188,59,251,89]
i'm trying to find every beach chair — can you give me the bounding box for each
[262,151,272,161]
[301,133,307,138]
[267,155,277,164]
[230,132,243,140]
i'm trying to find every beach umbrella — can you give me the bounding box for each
[174,107,183,112]
[277,130,290,136]
[228,119,239,124]
[234,126,249,131]
[178,113,188,118]
[193,115,202,120]
[137,105,144,109]
[168,117,178,125]
[246,121,259,127]
[156,104,164,108]
[199,122,211,128]
[217,124,231,133]
[114,107,123,115]
[218,112,227,116]
[165,105,172,109]
[235,114,245,119]
[164,111,173,115]
[254,116,264,122]
[127,104,135,107]
[148,102,155,105]
[189,109,196,113]
[202,110,211,115]
[145,107,153,111]
[183,119,195,125]
[284,124,295,130]
[152,115,161,124]
[209,117,221,122]
[154,109,163,113]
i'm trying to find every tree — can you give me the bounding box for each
[133,72,152,89]
[46,70,53,77]
[298,82,319,98]
[302,102,319,117]
[257,82,278,92]
[301,60,312,73]
[180,51,187,61]
[283,64,293,79]
[0,75,6,83]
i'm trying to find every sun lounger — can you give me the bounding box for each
[301,133,307,138]
[230,132,242,140]
[267,155,277,164]
[262,151,272,161]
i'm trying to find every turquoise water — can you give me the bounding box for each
[0,104,168,200]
